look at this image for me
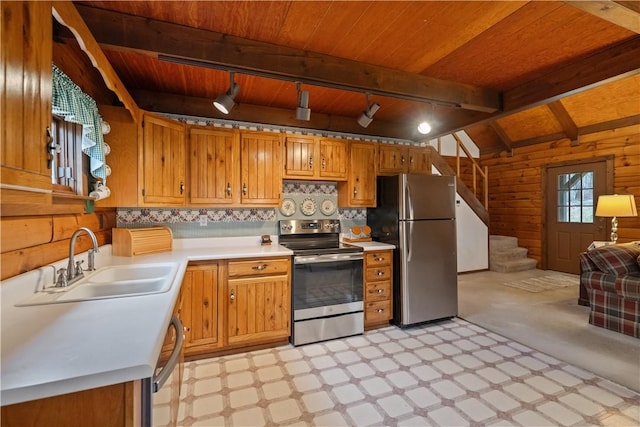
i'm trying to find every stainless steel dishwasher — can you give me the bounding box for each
[141,315,184,427]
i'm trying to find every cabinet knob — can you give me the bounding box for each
[179,182,185,194]
[321,158,326,170]
[374,257,384,262]
[242,183,247,196]
[353,187,358,197]
[230,290,235,301]
[226,182,232,196]
[309,156,313,168]
[376,271,384,276]
[376,288,384,293]
[376,308,384,313]
[252,264,268,271]
[410,156,414,165]
[401,155,405,165]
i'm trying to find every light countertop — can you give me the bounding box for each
[0,236,393,406]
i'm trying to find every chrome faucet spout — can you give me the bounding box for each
[66,227,100,284]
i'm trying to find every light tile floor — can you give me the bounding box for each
[174,318,639,426]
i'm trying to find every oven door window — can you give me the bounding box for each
[293,260,363,310]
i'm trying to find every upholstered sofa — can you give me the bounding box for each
[579,242,640,338]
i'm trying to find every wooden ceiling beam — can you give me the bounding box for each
[131,90,421,141]
[504,36,640,112]
[547,101,579,143]
[488,122,513,155]
[74,4,500,114]
[565,1,640,34]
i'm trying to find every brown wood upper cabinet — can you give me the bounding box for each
[140,113,186,205]
[378,144,431,175]
[240,131,283,206]
[284,136,347,181]
[1,1,54,214]
[189,127,240,205]
[338,141,377,207]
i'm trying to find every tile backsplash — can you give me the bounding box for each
[116,181,367,238]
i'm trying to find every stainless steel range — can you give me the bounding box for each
[279,219,364,346]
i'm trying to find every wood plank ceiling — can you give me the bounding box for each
[71,1,640,152]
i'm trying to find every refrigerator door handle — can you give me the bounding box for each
[408,220,413,262]
[406,179,414,220]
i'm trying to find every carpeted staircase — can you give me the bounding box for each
[490,235,538,273]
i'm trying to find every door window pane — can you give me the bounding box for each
[557,171,594,223]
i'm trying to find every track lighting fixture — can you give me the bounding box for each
[357,93,380,128]
[295,82,311,121]
[213,72,240,114]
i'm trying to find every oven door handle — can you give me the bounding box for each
[295,253,364,264]
[153,315,184,393]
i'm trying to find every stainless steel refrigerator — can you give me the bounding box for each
[368,174,458,327]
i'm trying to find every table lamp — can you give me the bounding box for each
[595,194,638,243]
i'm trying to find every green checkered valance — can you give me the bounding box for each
[52,64,106,182]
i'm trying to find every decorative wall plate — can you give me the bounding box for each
[320,199,336,216]
[279,198,296,217]
[300,198,318,216]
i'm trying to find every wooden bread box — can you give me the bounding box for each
[112,227,173,256]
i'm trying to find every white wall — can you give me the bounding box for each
[429,132,488,272]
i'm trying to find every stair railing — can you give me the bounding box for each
[440,133,489,210]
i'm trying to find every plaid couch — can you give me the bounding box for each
[579,242,640,338]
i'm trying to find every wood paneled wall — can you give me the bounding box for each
[480,125,640,265]
[0,210,116,280]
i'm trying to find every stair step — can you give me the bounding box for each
[490,258,538,273]
[490,247,529,262]
[489,235,518,251]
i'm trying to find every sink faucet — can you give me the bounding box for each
[64,227,100,286]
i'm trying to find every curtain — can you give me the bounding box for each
[51,64,106,182]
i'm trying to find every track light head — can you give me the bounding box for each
[213,72,240,114]
[357,94,380,128]
[295,83,311,121]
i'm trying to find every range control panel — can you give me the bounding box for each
[279,219,341,235]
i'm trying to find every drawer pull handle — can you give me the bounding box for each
[374,257,384,262]
[230,290,235,301]
[376,271,384,276]
[376,289,384,293]
[376,308,384,313]
[252,264,268,271]
[242,183,247,196]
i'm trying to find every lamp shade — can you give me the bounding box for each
[595,194,638,217]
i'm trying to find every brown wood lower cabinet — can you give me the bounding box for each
[364,250,394,329]
[181,261,223,357]
[1,381,140,427]
[226,257,291,346]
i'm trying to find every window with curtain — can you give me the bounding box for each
[51,64,106,194]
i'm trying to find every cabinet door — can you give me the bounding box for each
[141,114,186,205]
[189,127,240,205]
[284,136,316,179]
[319,138,347,180]
[227,275,290,345]
[378,144,405,174]
[408,147,431,174]
[240,132,282,205]
[339,142,376,207]
[181,263,220,355]
[1,1,53,206]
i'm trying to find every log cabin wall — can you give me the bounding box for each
[0,3,117,280]
[480,124,640,265]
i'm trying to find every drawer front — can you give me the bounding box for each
[365,251,392,267]
[227,258,290,277]
[365,300,392,323]
[365,280,391,302]
[365,265,391,282]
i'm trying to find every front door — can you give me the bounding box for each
[545,160,610,273]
